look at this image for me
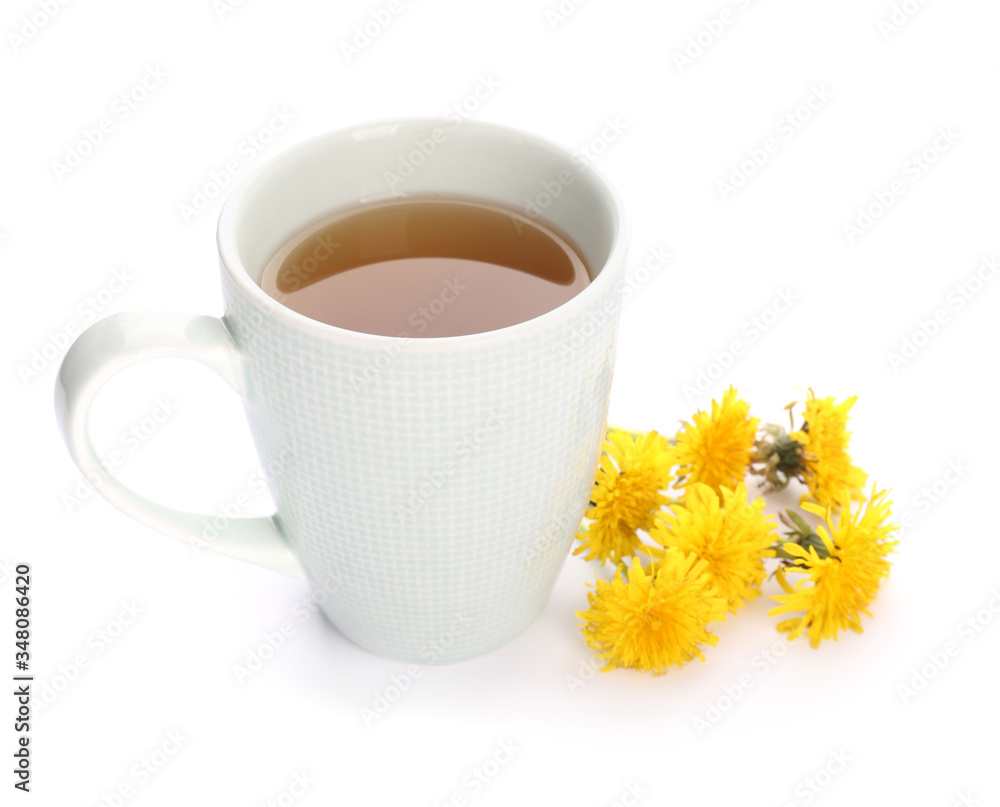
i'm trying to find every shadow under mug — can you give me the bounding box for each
[56,118,629,663]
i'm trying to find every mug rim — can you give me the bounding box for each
[216,116,630,348]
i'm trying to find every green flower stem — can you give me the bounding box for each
[770,543,800,561]
[784,509,813,536]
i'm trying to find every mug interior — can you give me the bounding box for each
[219,119,623,297]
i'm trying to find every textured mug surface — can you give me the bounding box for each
[57,118,629,663]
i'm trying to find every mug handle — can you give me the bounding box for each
[55,311,306,578]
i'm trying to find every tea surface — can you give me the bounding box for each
[259,197,591,337]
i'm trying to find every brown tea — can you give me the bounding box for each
[259,197,591,337]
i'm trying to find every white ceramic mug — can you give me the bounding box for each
[56,118,629,663]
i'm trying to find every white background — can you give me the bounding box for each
[3,0,999,804]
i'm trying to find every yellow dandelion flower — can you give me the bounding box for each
[574,430,674,564]
[577,554,728,674]
[769,486,898,647]
[790,390,867,510]
[648,482,777,612]
[673,386,758,495]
